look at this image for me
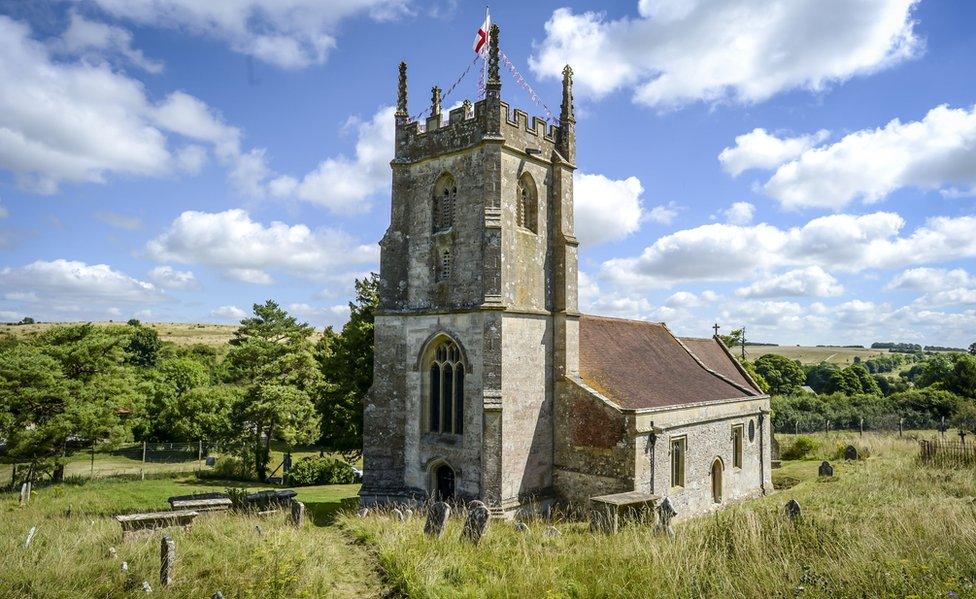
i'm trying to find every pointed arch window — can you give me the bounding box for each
[433,174,457,232]
[516,172,538,233]
[426,338,465,435]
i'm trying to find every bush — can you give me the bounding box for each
[782,435,819,460]
[197,456,254,481]
[288,456,356,486]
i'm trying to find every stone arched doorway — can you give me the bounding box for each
[711,458,723,504]
[429,462,455,501]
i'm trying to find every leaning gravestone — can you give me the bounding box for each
[843,445,859,461]
[461,501,490,544]
[24,526,37,548]
[392,508,404,522]
[404,509,413,520]
[818,461,834,477]
[785,499,801,522]
[357,508,369,518]
[424,502,450,538]
[657,497,677,538]
[160,535,175,587]
[19,482,29,505]
[290,501,305,527]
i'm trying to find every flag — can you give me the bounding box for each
[473,9,490,54]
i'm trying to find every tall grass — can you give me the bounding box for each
[343,432,976,598]
[0,478,379,598]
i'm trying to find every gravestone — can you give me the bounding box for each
[254,525,263,536]
[24,526,37,548]
[461,501,490,544]
[205,456,216,467]
[290,500,305,527]
[424,502,450,538]
[141,581,152,593]
[404,509,413,519]
[212,593,224,599]
[393,508,405,522]
[108,547,117,559]
[160,535,175,587]
[357,508,369,518]
[544,526,561,537]
[818,461,834,477]
[514,522,529,533]
[843,445,859,461]
[19,482,29,505]
[121,561,129,573]
[657,497,677,538]
[785,499,801,522]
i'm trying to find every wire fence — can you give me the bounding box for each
[772,413,951,436]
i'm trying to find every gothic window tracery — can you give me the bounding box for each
[426,338,465,435]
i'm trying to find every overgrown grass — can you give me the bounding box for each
[343,432,976,598]
[0,477,377,598]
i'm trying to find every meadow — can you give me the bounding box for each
[3,431,975,598]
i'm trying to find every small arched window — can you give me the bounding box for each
[427,338,465,435]
[516,173,538,233]
[433,174,457,232]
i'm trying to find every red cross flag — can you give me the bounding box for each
[473,9,490,54]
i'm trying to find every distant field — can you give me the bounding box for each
[1,322,240,347]
[743,345,892,365]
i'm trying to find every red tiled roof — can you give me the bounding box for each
[578,315,760,410]
[680,336,760,393]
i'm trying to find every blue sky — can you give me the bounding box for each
[0,0,974,347]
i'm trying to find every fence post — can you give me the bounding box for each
[824,419,829,435]
[90,440,96,478]
[898,418,903,437]
[941,417,946,439]
[198,440,203,467]
[142,440,147,464]
[10,464,16,490]
[794,421,799,435]
[859,417,864,437]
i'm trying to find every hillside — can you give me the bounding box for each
[741,345,893,366]
[1,321,240,347]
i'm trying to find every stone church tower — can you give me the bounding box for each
[360,25,579,514]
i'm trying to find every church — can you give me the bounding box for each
[360,26,772,518]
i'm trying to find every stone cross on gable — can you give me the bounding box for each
[713,323,720,337]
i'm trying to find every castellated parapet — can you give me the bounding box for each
[394,100,563,165]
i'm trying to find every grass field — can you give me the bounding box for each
[3,432,975,598]
[0,322,241,347]
[742,345,892,365]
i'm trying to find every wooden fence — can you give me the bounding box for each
[919,439,976,467]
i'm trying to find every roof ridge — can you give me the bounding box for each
[580,313,666,327]
[664,327,759,398]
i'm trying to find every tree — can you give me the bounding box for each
[739,360,770,394]
[805,362,839,394]
[144,357,210,440]
[158,385,239,442]
[943,354,976,400]
[951,401,976,434]
[824,364,881,396]
[719,328,743,349]
[317,274,377,451]
[225,301,321,481]
[754,354,805,395]
[0,325,137,480]
[969,342,976,356]
[126,326,162,367]
[18,316,35,325]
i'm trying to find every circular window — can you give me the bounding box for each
[748,419,756,442]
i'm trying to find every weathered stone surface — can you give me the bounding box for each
[212,593,224,599]
[357,508,369,518]
[657,497,677,537]
[141,581,152,593]
[844,445,859,461]
[160,535,175,587]
[393,508,405,521]
[544,526,561,537]
[514,521,529,533]
[290,501,305,527]
[24,526,37,548]
[424,502,450,537]
[461,501,490,544]
[404,509,414,519]
[785,499,801,521]
[818,461,834,477]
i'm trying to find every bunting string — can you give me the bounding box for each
[410,54,481,123]
[500,50,555,123]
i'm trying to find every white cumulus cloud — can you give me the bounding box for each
[573,173,644,245]
[86,0,409,69]
[719,129,829,176]
[148,265,200,291]
[760,104,976,209]
[146,209,379,283]
[53,11,164,73]
[722,202,755,226]
[211,305,248,320]
[735,266,843,298]
[529,0,921,109]
[0,259,164,306]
